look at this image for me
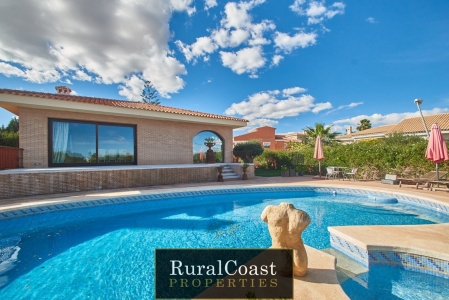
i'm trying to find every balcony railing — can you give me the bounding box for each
[0,146,23,170]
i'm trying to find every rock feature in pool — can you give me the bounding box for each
[261,202,311,277]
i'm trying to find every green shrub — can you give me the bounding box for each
[233,139,264,162]
[257,135,448,180]
[254,150,303,169]
[0,131,19,147]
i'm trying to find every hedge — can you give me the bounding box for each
[254,135,448,180]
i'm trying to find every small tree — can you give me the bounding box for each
[356,119,372,131]
[303,122,340,144]
[141,81,161,105]
[5,117,19,133]
[233,139,264,163]
[0,117,19,147]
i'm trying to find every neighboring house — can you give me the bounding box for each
[337,125,398,144]
[337,113,449,143]
[233,126,306,150]
[0,87,247,168]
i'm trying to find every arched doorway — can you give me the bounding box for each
[192,131,224,163]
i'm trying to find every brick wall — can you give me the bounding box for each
[19,107,234,168]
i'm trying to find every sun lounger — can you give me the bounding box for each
[398,171,448,189]
[428,180,449,192]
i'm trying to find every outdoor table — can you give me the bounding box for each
[329,166,347,179]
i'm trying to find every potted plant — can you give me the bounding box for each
[281,165,289,177]
[289,166,296,177]
[204,137,216,163]
[204,137,216,147]
[242,163,249,180]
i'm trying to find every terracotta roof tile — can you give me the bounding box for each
[337,125,396,139]
[351,124,397,136]
[337,113,449,140]
[0,88,248,122]
[387,113,449,134]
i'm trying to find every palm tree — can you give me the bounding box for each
[303,122,340,144]
[356,119,372,131]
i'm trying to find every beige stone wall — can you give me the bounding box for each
[0,166,218,199]
[19,107,234,168]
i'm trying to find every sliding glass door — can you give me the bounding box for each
[49,119,136,167]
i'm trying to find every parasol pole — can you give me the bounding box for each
[415,99,437,180]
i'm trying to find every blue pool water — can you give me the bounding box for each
[0,190,448,299]
[342,265,449,300]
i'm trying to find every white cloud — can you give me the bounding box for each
[225,87,333,128]
[73,70,92,82]
[290,0,307,14]
[290,0,345,25]
[204,0,218,10]
[311,102,332,113]
[271,55,284,66]
[211,28,250,48]
[326,101,363,114]
[220,46,266,75]
[366,17,377,23]
[274,31,317,53]
[282,86,307,96]
[170,0,196,15]
[175,37,218,63]
[347,102,363,108]
[234,118,278,132]
[0,62,25,77]
[23,69,61,84]
[332,107,449,132]
[307,1,327,17]
[221,0,266,29]
[118,75,146,102]
[0,0,192,99]
[176,0,275,76]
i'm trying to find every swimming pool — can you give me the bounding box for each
[0,187,448,299]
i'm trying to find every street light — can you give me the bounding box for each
[415,98,440,181]
[414,99,430,138]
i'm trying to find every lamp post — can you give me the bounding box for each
[415,99,439,181]
[414,99,429,138]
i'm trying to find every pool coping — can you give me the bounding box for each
[0,180,448,299]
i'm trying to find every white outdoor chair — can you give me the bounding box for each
[343,168,358,181]
[326,167,338,180]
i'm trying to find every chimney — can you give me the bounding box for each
[55,86,72,95]
[346,126,353,135]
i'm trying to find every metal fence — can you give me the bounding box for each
[0,146,23,170]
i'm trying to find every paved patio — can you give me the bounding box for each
[1,174,448,210]
[1,175,448,300]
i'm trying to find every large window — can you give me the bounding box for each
[49,119,136,167]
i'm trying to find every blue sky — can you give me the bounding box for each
[0,0,448,135]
